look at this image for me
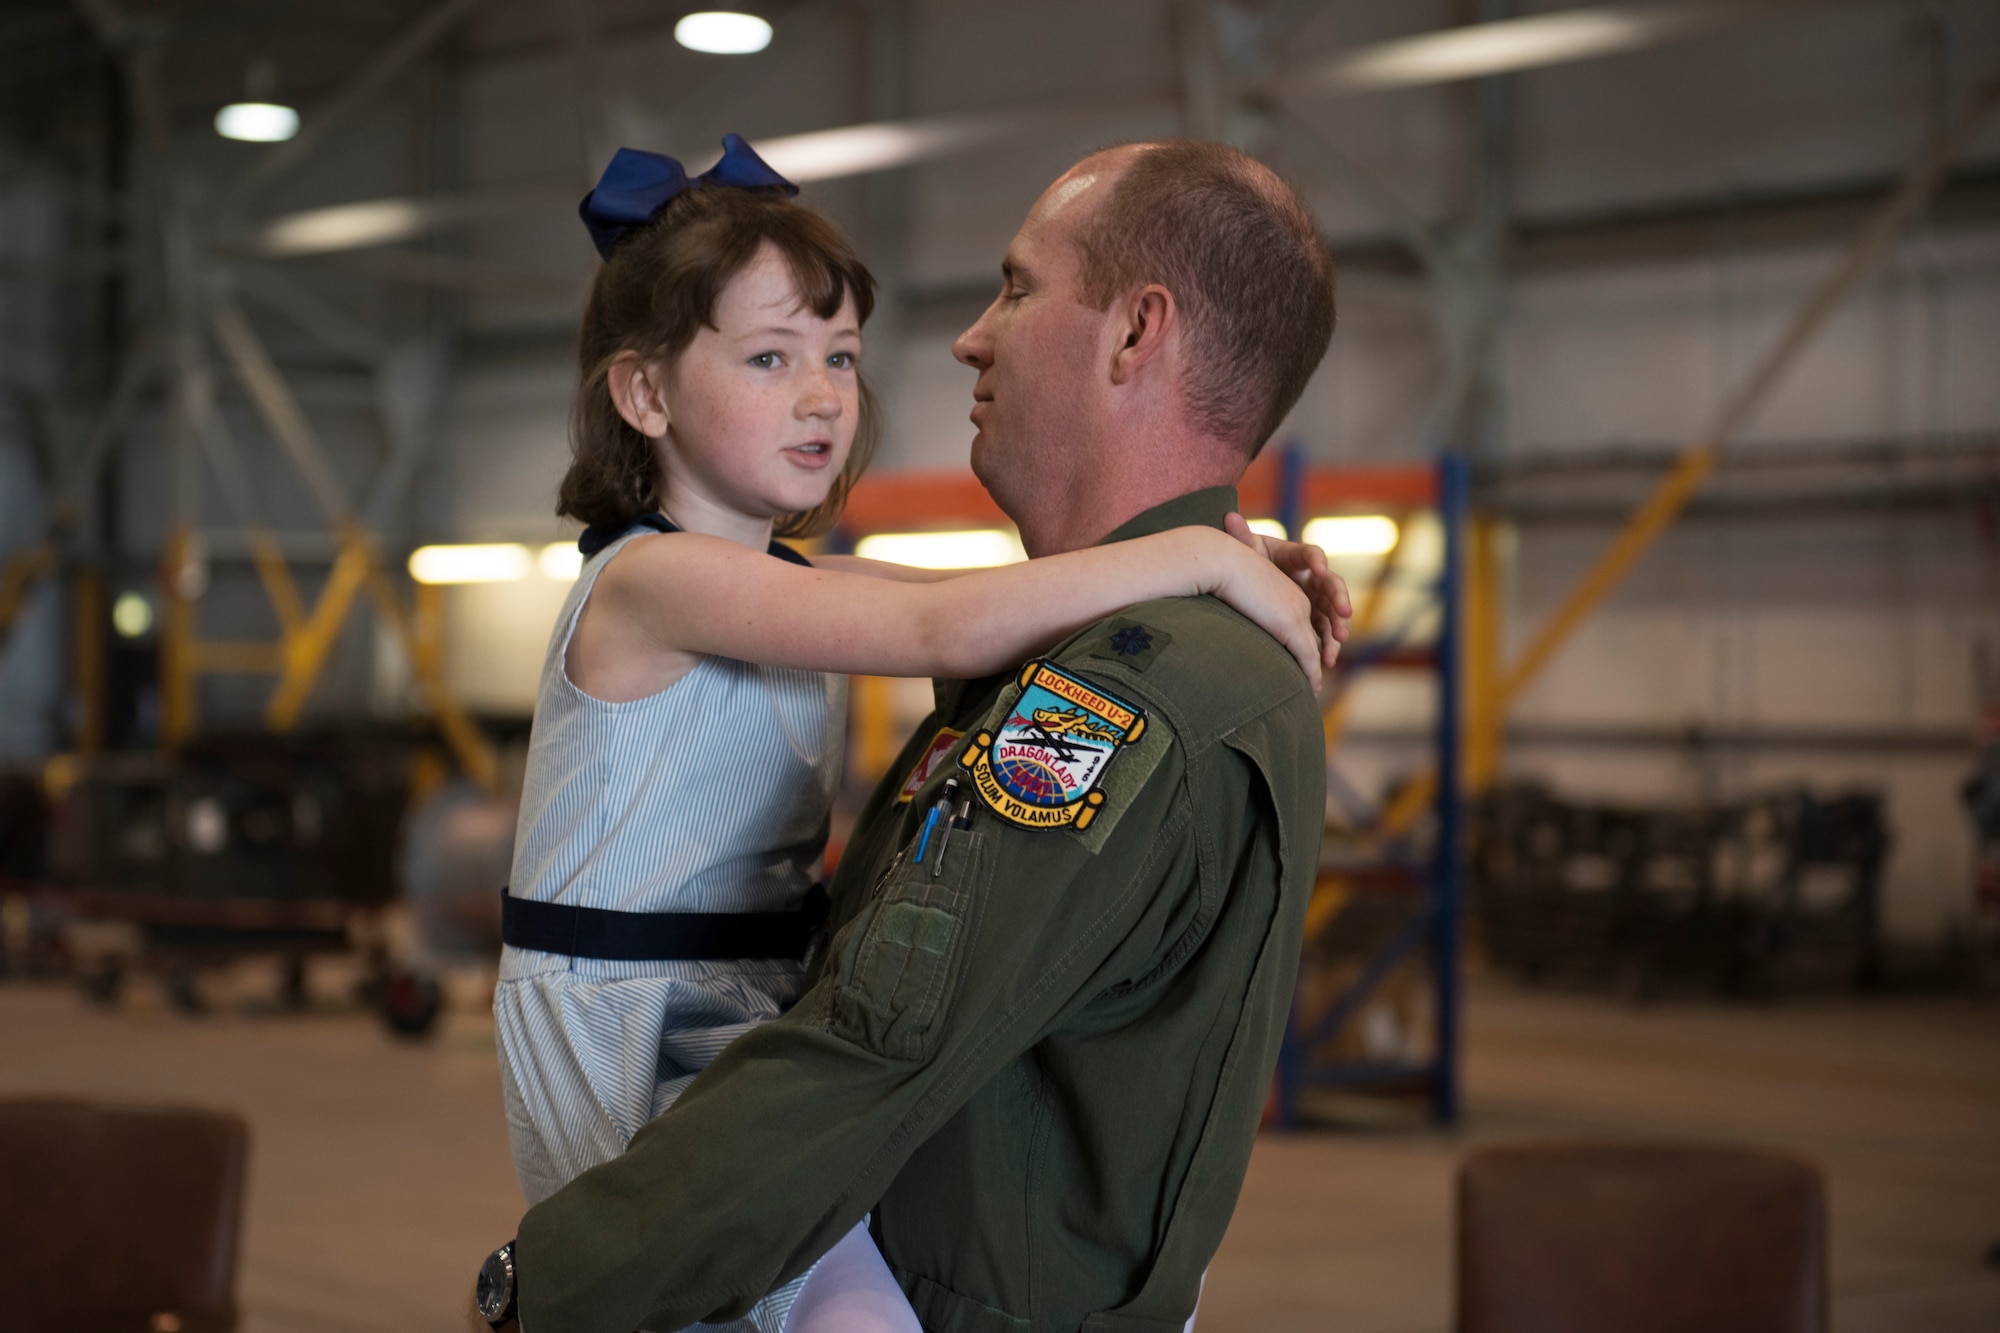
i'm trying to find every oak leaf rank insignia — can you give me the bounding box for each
[959,661,1147,831]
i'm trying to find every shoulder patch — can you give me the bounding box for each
[958,660,1168,848]
[1087,617,1172,671]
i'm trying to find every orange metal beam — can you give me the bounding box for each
[1302,464,1438,512]
[840,472,1009,532]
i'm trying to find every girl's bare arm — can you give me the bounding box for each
[594,524,1337,688]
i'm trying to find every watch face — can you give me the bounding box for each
[477,1245,515,1320]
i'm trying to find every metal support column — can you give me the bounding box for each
[1277,440,1306,541]
[1431,453,1467,1122]
[1276,457,1465,1126]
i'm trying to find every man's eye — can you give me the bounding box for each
[749,352,780,369]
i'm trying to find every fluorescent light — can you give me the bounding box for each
[1247,519,1289,541]
[1312,3,1733,91]
[539,543,584,581]
[253,198,427,257]
[408,544,532,585]
[215,102,300,142]
[675,11,773,54]
[751,118,1009,183]
[854,529,1025,570]
[111,591,153,639]
[1302,515,1400,556]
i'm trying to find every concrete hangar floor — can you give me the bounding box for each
[1,972,1994,1333]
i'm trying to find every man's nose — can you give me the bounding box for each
[953,309,995,370]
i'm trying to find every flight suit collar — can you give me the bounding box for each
[1096,484,1239,546]
[929,484,1242,719]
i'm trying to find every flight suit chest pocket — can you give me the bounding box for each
[827,830,988,1062]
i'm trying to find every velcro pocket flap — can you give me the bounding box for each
[828,830,987,1061]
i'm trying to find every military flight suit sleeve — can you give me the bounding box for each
[512,658,1222,1333]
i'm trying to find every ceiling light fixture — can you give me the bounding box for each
[1302,516,1401,556]
[675,11,773,55]
[538,543,584,581]
[215,101,300,143]
[1311,2,1752,91]
[853,529,1025,570]
[408,544,532,585]
[253,198,428,256]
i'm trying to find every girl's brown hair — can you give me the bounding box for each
[558,186,880,538]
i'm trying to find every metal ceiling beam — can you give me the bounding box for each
[231,263,390,367]
[229,0,486,207]
[1494,74,2000,713]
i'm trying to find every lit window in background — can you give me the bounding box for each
[111,591,153,639]
[408,544,532,585]
[1243,516,1400,555]
[214,102,299,142]
[674,11,773,54]
[538,543,584,581]
[854,529,1026,570]
[1303,515,1400,556]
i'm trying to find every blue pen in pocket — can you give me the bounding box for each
[914,804,941,864]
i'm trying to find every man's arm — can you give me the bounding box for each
[512,706,1197,1333]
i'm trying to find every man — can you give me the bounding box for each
[481,138,1339,1333]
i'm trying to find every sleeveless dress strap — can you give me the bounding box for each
[577,511,813,566]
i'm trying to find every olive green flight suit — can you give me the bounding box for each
[515,486,1325,1333]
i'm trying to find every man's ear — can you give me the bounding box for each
[608,352,672,438]
[1108,284,1177,386]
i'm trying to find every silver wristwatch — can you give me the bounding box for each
[476,1240,518,1327]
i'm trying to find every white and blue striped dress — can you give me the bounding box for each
[494,526,846,1332]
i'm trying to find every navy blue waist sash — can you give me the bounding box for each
[500,886,829,961]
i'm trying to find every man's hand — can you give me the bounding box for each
[1224,512,1352,676]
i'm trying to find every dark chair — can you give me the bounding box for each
[1458,1141,1827,1333]
[0,1097,250,1333]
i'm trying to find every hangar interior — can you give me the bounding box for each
[0,2,1996,1331]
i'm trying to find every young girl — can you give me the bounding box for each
[491,139,1345,1333]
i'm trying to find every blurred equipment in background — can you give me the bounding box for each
[1457,1141,1827,1333]
[1473,782,1887,1000]
[41,731,411,1014]
[382,777,514,1037]
[1968,642,2000,987]
[0,772,51,976]
[0,1097,249,1333]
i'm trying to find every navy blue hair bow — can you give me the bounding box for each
[578,134,799,257]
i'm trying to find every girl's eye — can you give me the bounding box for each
[749,352,780,369]
[827,352,855,370]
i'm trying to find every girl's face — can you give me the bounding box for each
[653,244,863,526]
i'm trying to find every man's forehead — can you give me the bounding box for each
[1037,170,1101,221]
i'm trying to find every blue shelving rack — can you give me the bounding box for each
[1272,452,1467,1126]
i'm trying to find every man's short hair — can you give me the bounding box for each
[1073,140,1335,455]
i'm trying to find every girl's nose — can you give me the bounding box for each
[797,365,842,420]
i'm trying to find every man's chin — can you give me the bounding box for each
[968,438,1009,507]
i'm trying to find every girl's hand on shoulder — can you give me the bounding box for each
[1182,525,1325,691]
[1224,513,1351,674]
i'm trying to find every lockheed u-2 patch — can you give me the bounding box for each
[959,661,1147,831]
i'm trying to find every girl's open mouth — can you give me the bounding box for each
[785,441,834,468]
